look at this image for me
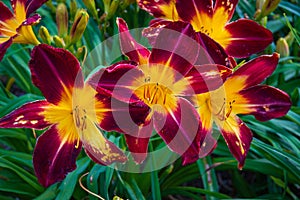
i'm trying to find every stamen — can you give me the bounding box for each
[149,83,159,104]
[74,106,81,127]
[216,98,226,121]
[225,100,235,118]
[75,137,80,148]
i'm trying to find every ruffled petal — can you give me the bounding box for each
[29,44,84,105]
[117,18,150,65]
[236,85,291,121]
[176,64,231,95]
[0,100,51,129]
[33,125,82,187]
[216,116,252,169]
[79,119,127,165]
[225,53,279,91]
[153,97,203,164]
[137,0,179,21]
[149,21,199,77]
[224,19,273,58]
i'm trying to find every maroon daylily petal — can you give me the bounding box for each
[149,21,199,77]
[224,19,273,58]
[143,20,232,68]
[137,0,179,20]
[142,19,171,47]
[88,61,144,103]
[0,39,13,61]
[96,94,151,134]
[181,64,232,95]
[124,121,153,164]
[33,125,82,187]
[227,53,279,90]
[217,116,252,169]
[0,2,14,22]
[0,100,51,129]
[23,13,41,25]
[214,0,239,22]
[176,0,213,23]
[25,0,48,16]
[29,44,84,105]
[153,97,203,164]
[196,32,233,68]
[117,18,150,65]
[11,0,26,14]
[239,85,291,121]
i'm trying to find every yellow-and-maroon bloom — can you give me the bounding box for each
[0,0,46,60]
[191,53,291,168]
[89,18,232,165]
[138,0,273,58]
[0,44,150,187]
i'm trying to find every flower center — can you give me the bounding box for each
[135,82,173,107]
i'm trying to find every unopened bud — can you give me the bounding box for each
[276,38,290,57]
[70,9,89,45]
[261,0,280,17]
[39,26,51,44]
[284,31,295,46]
[56,3,69,37]
[103,0,111,14]
[70,0,77,20]
[256,0,265,10]
[53,35,65,48]
[82,0,98,19]
[106,0,119,20]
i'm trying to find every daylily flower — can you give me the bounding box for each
[0,44,150,187]
[138,0,273,58]
[89,18,232,165]
[0,0,47,60]
[190,53,291,168]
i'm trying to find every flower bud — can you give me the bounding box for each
[82,0,98,19]
[53,35,65,48]
[106,0,119,20]
[261,0,280,17]
[70,9,89,45]
[39,26,52,45]
[256,0,265,10]
[103,0,111,14]
[56,3,69,37]
[70,0,78,20]
[284,31,295,46]
[276,38,289,58]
